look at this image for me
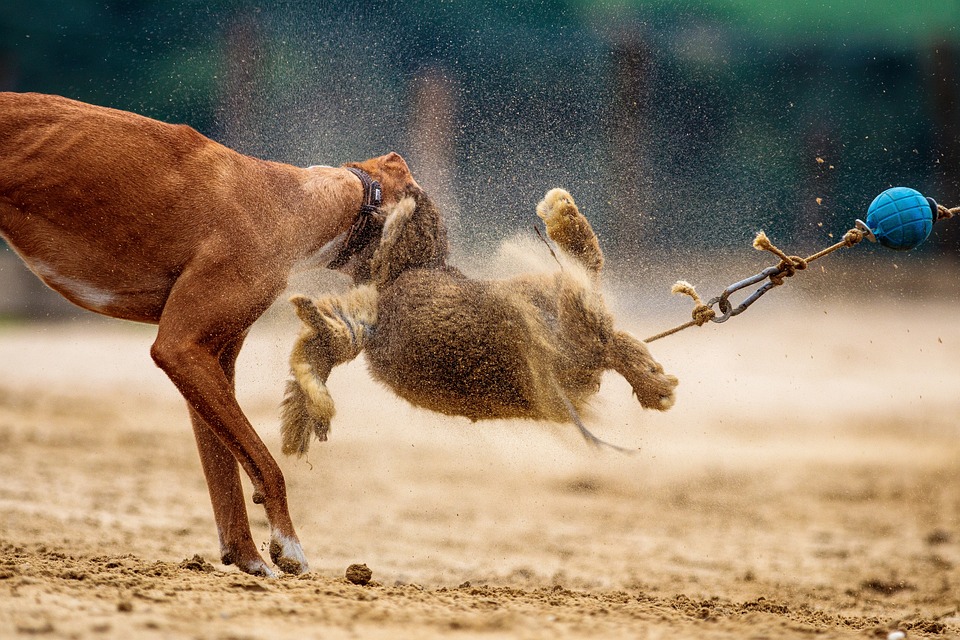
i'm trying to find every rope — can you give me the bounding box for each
[754,231,807,285]
[937,204,960,220]
[643,281,715,343]
[644,226,866,343]
[643,194,960,344]
[671,281,716,325]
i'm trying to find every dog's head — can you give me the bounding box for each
[343,152,421,208]
[328,152,421,281]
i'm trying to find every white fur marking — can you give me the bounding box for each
[216,526,277,577]
[271,531,309,572]
[292,231,349,273]
[29,259,118,311]
[243,558,276,578]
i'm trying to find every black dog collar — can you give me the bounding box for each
[328,167,384,269]
[345,167,383,216]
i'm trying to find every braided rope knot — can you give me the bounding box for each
[937,204,960,221]
[842,227,864,246]
[769,256,806,285]
[671,280,716,326]
[753,231,809,285]
[691,303,716,325]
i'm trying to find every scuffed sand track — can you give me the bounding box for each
[1,300,958,639]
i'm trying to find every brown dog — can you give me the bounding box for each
[281,187,678,456]
[0,92,420,576]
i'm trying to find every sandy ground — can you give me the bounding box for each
[1,284,959,639]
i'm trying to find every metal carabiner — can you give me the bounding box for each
[708,265,785,323]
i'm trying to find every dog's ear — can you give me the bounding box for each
[379,152,409,173]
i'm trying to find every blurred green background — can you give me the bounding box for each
[1,0,959,315]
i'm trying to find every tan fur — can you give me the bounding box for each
[536,187,604,275]
[282,188,678,456]
[0,92,422,576]
[282,286,378,456]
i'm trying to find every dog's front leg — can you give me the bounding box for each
[185,332,272,576]
[607,330,679,411]
[151,265,307,576]
[188,407,271,575]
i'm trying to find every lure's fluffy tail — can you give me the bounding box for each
[280,288,378,457]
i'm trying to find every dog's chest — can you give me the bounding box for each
[292,232,348,274]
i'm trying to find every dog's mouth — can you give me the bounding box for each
[328,184,433,283]
[327,211,385,275]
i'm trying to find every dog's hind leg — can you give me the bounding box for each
[607,330,679,411]
[281,286,377,457]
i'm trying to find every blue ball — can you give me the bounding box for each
[864,187,935,251]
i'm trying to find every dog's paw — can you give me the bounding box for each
[269,533,309,575]
[222,549,276,578]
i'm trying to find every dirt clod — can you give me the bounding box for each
[178,554,214,573]
[345,563,373,585]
